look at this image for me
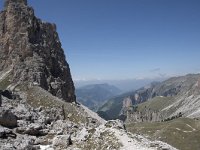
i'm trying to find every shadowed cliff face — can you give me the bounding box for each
[0,0,76,102]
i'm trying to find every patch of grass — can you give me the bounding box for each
[15,82,29,91]
[0,75,11,90]
[26,86,88,124]
[126,118,200,150]
[136,96,174,112]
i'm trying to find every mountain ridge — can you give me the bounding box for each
[76,83,121,111]
[98,73,200,120]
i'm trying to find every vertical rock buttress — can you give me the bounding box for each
[0,0,76,102]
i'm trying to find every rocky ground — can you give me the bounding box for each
[0,86,177,150]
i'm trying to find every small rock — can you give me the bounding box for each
[150,142,160,148]
[38,106,43,112]
[67,113,72,118]
[56,129,63,135]
[44,117,53,125]
[15,127,26,134]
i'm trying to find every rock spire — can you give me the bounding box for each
[0,0,76,102]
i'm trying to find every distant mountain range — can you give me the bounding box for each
[97,74,200,121]
[74,78,166,92]
[76,83,121,111]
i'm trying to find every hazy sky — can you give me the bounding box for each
[1,0,200,81]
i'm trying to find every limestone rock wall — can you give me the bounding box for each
[0,0,76,102]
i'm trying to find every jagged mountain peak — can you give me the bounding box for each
[0,0,76,102]
[4,0,28,8]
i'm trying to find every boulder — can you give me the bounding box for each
[0,110,18,128]
[52,135,72,149]
[1,90,13,99]
[0,126,16,138]
[20,123,47,136]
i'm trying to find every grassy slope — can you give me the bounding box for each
[26,86,88,124]
[26,87,122,149]
[0,74,11,90]
[98,95,175,120]
[136,96,174,112]
[0,73,97,125]
[126,118,200,150]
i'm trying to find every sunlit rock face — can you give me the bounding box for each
[0,0,76,102]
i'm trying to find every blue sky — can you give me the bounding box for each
[1,0,200,81]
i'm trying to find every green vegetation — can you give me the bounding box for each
[0,75,11,90]
[134,96,182,121]
[26,86,87,124]
[126,118,200,150]
[136,96,174,112]
[98,96,176,120]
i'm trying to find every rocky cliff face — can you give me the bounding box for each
[126,109,161,123]
[0,0,75,102]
